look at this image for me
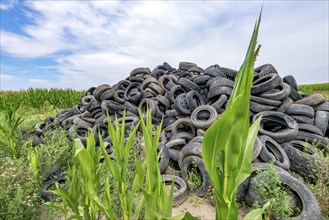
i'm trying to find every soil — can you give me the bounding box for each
[172,194,249,220]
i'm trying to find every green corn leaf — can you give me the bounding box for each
[202,10,262,220]
[244,200,270,220]
[165,212,200,220]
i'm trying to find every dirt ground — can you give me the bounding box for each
[172,194,249,220]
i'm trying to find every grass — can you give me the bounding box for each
[0,88,84,111]
[298,83,329,99]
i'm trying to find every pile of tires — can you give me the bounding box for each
[32,62,328,217]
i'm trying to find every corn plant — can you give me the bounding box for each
[202,10,262,220]
[0,104,25,158]
[137,110,197,220]
[27,145,39,180]
[52,134,107,220]
[99,111,142,220]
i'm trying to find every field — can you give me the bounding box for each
[0,85,328,220]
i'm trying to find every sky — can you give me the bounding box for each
[0,1,328,91]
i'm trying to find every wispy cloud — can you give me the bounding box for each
[0,1,328,90]
[0,0,18,10]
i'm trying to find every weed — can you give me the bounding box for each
[187,162,202,191]
[0,104,25,158]
[308,154,329,217]
[250,164,293,219]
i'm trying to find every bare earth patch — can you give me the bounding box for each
[172,195,249,219]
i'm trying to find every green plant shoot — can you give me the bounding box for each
[27,145,39,179]
[202,10,263,220]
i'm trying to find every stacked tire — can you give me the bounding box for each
[31,62,327,216]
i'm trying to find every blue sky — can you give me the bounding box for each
[0,1,328,90]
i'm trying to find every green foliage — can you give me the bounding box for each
[0,157,40,220]
[244,201,270,220]
[0,104,25,158]
[298,83,329,100]
[308,154,329,217]
[0,88,84,111]
[187,163,202,191]
[202,10,262,220]
[250,164,293,219]
[28,144,39,180]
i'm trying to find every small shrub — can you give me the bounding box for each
[250,164,293,219]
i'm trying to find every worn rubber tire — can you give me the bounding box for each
[158,143,170,174]
[283,75,298,91]
[286,104,315,119]
[282,141,323,181]
[251,74,282,95]
[190,105,218,129]
[246,172,321,220]
[258,82,291,101]
[178,141,202,168]
[181,156,211,197]
[41,175,67,202]
[162,175,188,206]
[258,135,290,170]
[253,111,298,143]
[314,110,329,135]
[294,94,325,106]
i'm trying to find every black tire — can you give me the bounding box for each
[92,123,109,143]
[165,149,182,176]
[181,156,211,197]
[250,95,281,107]
[130,67,151,77]
[68,125,91,145]
[168,85,185,103]
[283,75,298,91]
[158,143,170,174]
[171,118,196,138]
[282,141,323,181]
[139,98,157,117]
[236,163,289,202]
[44,164,62,181]
[178,141,202,168]
[204,66,227,78]
[220,67,238,80]
[253,137,262,161]
[174,93,192,115]
[286,104,315,119]
[250,101,277,113]
[100,89,115,101]
[81,95,94,105]
[246,172,321,220]
[289,87,302,101]
[295,131,329,152]
[186,90,205,110]
[41,175,67,201]
[191,105,218,129]
[251,74,282,95]
[258,82,291,101]
[94,84,112,101]
[178,77,200,92]
[166,138,186,151]
[294,94,325,106]
[158,75,178,91]
[124,101,138,115]
[253,111,298,143]
[124,82,142,104]
[314,110,329,135]
[207,86,232,99]
[298,123,324,136]
[277,97,293,113]
[207,94,227,111]
[258,135,290,170]
[313,100,329,111]
[162,175,188,206]
[254,64,278,79]
[114,90,125,104]
[208,77,234,89]
[179,62,197,71]
[291,115,314,125]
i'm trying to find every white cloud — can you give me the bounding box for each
[0,1,328,90]
[0,0,18,10]
[0,73,21,80]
